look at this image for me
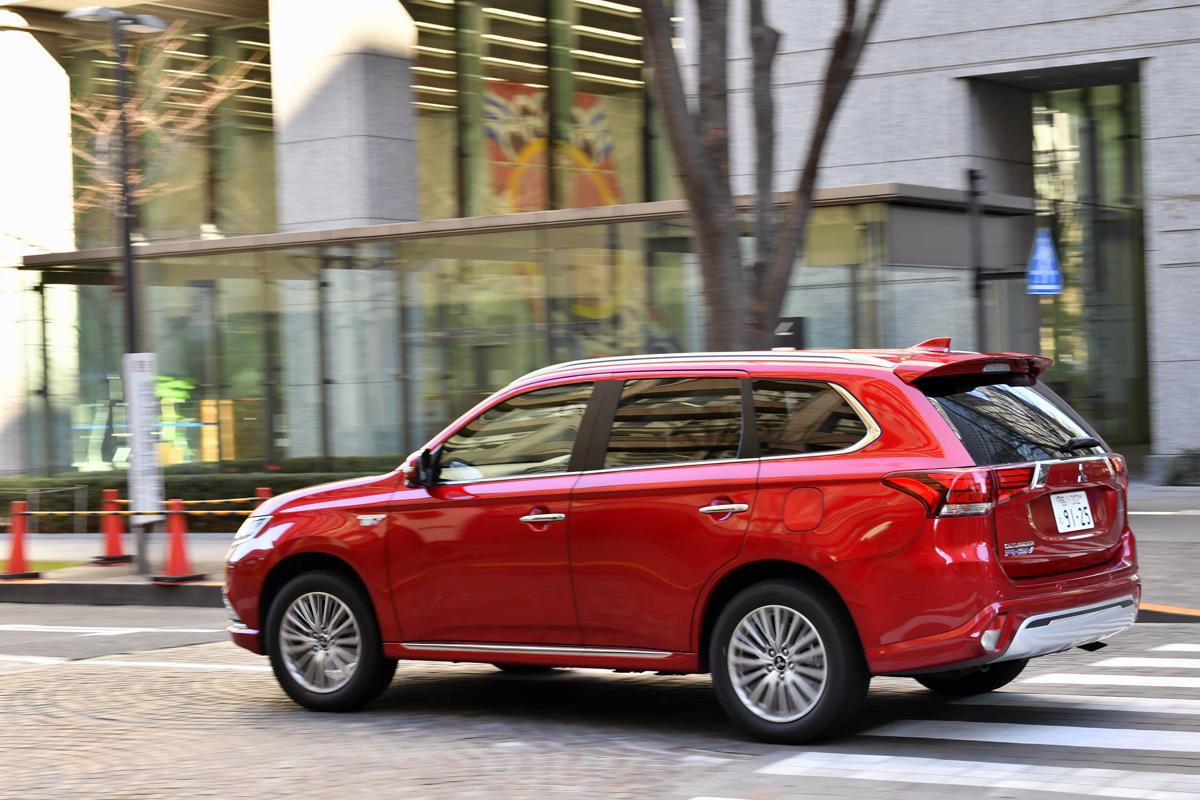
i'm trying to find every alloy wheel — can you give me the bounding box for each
[727,604,827,723]
[279,591,361,694]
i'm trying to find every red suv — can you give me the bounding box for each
[224,340,1139,742]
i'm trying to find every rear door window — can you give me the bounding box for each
[925,381,1105,466]
[602,377,743,469]
[752,380,870,456]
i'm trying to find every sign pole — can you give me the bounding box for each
[124,353,163,575]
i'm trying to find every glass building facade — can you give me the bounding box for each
[17,1,1153,476]
[33,198,1005,473]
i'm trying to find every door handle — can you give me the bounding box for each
[519,513,566,524]
[698,503,749,516]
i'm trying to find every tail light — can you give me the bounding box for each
[882,469,994,517]
[993,465,1035,502]
[1109,454,1129,488]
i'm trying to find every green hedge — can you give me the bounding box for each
[1167,450,1200,486]
[0,470,391,532]
[163,455,405,475]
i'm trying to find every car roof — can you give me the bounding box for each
[513,338,1052,387]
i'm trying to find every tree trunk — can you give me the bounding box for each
[752,0,885,347]
[641,0,743,350]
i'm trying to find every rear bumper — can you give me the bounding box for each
[869,569,1140,675]
[998,595,1137,662]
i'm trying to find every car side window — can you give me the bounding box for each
[438,382,593,482]
[753,379,869,456]
[603,377,743,469]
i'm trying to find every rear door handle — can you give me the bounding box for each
[698,503,749,515]
[519,513,566,524]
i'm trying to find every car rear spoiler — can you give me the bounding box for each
[893,338,1053,384]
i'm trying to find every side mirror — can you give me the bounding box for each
[407,447,441,488]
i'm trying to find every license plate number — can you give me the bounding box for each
[1050,490,1095,533]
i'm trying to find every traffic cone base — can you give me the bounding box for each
[91,554,135,566]
[150,572,207,584]
[0,571,42,581]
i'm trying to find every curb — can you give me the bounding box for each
[0,580,223,608]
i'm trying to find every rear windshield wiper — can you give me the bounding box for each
[1056,435,1103,453]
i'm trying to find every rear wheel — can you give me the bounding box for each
[915,658,1028,695]
[709,580,867,744]
[266,570,396,711]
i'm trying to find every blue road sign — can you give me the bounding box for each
[1027,227,1062,295]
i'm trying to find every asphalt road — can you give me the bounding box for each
[2,604,1200,799]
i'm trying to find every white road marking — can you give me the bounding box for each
[71,659,270,673]
[0,654,66,665]
[757,752,1200,800]
[951,691,1200,716]
[1024,672,1200,689]
[0,624,224,637]
[1151,644,1200,652]
[1092,656,1200,669]
[868,719,1200,753]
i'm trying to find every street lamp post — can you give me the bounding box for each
[64,7,166,353]
[65,7,168,574]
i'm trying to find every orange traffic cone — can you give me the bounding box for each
[2,501,41,580]
[151,499,206,584]
[93,488,133,565]
[254,486,272,507]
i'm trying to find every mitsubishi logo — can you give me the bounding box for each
[1077,463,1087,484]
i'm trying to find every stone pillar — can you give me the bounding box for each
[0,11,75,475]
[269,0,419,231]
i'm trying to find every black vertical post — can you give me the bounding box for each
[316,257,332,470]
[262,266,279,468]
[37,280,53,476]
[967,167,986,352]
[112,17,139,354]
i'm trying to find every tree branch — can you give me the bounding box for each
[753,0,885,346]
[749,0,780,293]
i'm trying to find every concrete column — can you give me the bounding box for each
[269,0,419,231]
[0,11,75,475]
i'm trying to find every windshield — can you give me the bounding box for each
[925,381,1106,466]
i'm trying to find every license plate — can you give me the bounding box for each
[1050,490,1095,533]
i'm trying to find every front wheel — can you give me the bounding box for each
[709,580,867,744]
[266,570,396,712]
[915,658,1028,695]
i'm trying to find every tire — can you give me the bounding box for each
[915,658,1028,696]
[266,570,396,712]
[709,580,868,744]
[492,663,558,674]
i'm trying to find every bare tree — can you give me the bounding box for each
[640,0,885,349]
[70,22,263,222]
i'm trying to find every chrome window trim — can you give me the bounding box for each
[400,642,675,659]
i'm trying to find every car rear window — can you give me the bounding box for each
[924,380,1106,466]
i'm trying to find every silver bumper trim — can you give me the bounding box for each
[999,595,1138,662]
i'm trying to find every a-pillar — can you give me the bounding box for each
[268,0,419,231]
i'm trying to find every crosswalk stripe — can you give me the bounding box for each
[71,659,271,673]
[0,624,224,637]
[867,719,1200,753]
[0,654,65,665]
[757,752,1200,800]
[1151,644,1200,652]
[951,691,1200,715]
[1024,672,1200,689]
[1093,656,1200,669]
